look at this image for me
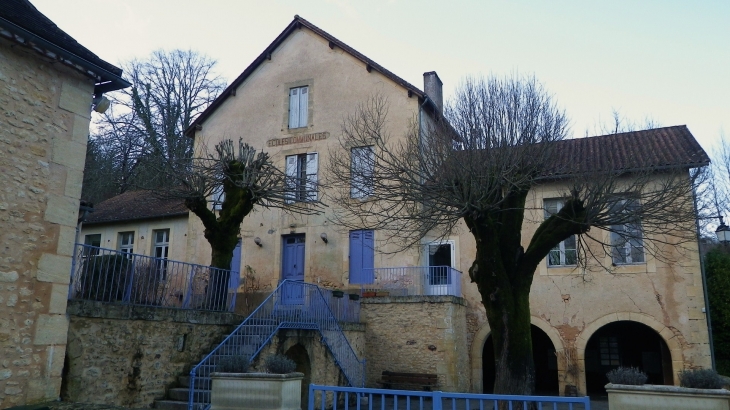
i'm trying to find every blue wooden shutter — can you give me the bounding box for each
[349,230,374,284]
[362,230,374,283]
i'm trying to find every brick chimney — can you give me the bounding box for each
[423,71,443,113]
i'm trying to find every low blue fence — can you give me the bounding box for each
[69,244,237,311]
[308,384,591,410]
[362,266,462,297]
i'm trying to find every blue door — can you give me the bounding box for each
[282,234,305,304]
[349,230,374,284]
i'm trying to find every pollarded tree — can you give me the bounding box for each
[158,138,320,309]
[326,75,709,395]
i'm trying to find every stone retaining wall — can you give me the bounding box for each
[64,301,242,407]
[360,295,469,391]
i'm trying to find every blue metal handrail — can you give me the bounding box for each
[188,280,366,410]
[69,244,237,311]
[308,384,592,410]
[362,266,462,297]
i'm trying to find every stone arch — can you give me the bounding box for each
[469,316,566,393]
[575,312,684,389]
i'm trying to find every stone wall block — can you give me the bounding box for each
[0,270,19,282]
[37,253,72,284]
[43,194,78,227]
[48,284,68,314]
[58,81,91,118]
[33,314,69,345]
[51,138,86,171]
[56,225,76,257]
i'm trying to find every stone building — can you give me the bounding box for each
[76,15,712,399]
[0,0,128,406]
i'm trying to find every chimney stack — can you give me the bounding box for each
[423,71,443,113]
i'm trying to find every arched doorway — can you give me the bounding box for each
[482,325,560,395]
[285,344,311,405]
[584,321,672,395]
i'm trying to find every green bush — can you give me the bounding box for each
[264,354,296,374]
[219,356,249,373]
[77,255,131,301]
[705,248,730,375]
[606,367,647,385]
[679,368,724,389]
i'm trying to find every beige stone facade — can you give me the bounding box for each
[0,3,127,404]
[0,39,95,406]
[178,16,711,396]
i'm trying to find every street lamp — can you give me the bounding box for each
[716,216,730,244]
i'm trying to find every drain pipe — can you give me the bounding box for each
[692,180,715,370]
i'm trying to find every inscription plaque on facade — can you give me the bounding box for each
[267,132,329,147]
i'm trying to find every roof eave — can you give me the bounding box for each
[0,16,130,93]
[184,16,426,138]
[84,211,189,226]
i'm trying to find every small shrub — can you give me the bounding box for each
[265,354,296,374]
[219,356,249,373]
[606,367,647,385]
[679,368,724,389]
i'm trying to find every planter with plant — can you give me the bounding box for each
[332,290,344,298]
[210,354,303,410]
[605,367,730,410]
[348,293,360,301]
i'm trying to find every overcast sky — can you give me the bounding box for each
[31,0,729,152]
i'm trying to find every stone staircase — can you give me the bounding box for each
[154,281,365,410]
[153,319,280,410]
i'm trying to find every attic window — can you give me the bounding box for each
[289,86,309,128]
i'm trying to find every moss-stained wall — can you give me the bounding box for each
[0,37,95,406]
[360,296,469,392]
[64,301,242,407]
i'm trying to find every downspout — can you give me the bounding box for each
[692,174,715,370]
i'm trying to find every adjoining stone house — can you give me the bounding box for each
[0,0,129,406]
[76,15,712,398]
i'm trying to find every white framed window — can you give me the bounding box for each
[118,232,134,254]
[285,152,318,203]
[153,229,170,280]
[211,185,225,211]
[599,336,620,366]
[610,198,644,264]
[289,86,309,129]
[351,146,374,198]
[543,199,577,267]
[83,234,101,256]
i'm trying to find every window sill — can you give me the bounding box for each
[610,263,647,274]
[543,265,581,275]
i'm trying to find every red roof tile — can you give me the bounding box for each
[84,191,188,225]
[545,125,709,177]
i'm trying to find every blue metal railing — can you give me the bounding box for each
[189,280,366,410]
[69,244,238,312]
[362,266,462,297]
[309,384,592,410]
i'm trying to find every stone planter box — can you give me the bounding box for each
[606,383,730,410]
[210,372,304,410]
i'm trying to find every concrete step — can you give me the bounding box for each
[153,399,190,410]
[168,387,210,402]
[178,375,211,389]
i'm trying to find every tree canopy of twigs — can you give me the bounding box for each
[326,74,707,396]
[81,49,226,204]
[155,138,321,309]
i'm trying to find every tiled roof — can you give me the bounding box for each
[545,125,709,177]
[0,0,128,91]
[185,15,431,137]
[84,191,188,225]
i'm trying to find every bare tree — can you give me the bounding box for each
[83,50,226,201]
[326,74,708,396]
[158,138,321,309]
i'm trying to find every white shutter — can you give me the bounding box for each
[289,88,299,128]
[299,86,308,128]
[285,155,297,203]
[364,146,374,197]
[350,148,363,198]
[306,152,318,201]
